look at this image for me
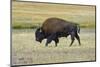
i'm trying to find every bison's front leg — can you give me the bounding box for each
[46,38,52,46]
[54,38,59,47]
[45,33,57,47]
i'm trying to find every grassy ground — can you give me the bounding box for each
[12,1,96,29]
[12,29,95,65]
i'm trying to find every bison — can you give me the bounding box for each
[35,17,81,47]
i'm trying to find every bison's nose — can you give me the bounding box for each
[36,38,38,41]
[36,38,39,41]
[36,38,42,43]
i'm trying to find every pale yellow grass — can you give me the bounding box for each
[12,29,95,65]
[12,1,95,28]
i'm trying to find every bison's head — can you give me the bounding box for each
[35,27,45,43]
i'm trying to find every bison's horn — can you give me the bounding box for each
[37,27,42,32]
[39,28,42,32]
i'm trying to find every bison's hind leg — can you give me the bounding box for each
[69,32,75,47]
[75,33,81,46]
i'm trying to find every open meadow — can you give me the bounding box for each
[12,1,96,66]
[12,29,95,65]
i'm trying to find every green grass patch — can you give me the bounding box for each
[12,22,42,29]
[12,22,95,29]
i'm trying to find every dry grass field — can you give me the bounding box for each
[12,29,95,65]
[12,1,95,29]
[12,1,96,66]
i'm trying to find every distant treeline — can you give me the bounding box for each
[12,22,95,29]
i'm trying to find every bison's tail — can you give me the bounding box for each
[77,24,80,34]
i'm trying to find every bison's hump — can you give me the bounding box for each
[42,17,72,33]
